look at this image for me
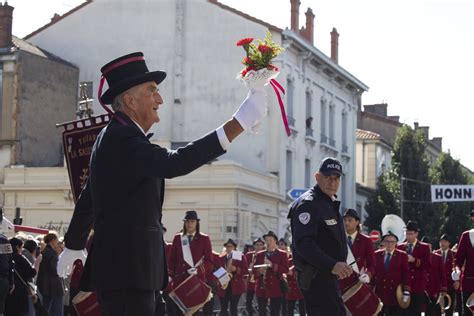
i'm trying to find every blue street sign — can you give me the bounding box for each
[287,188,307,200]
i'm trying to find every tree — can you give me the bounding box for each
[364,174,399,232]
[430,151,473,241]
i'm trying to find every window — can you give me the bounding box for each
[342,111,348,153]
[329,105,335,146]
[320,99,327,143]
[286,150,293,191]
[286,79,295,126]
[305,159,311,188]
[305,91,313,137]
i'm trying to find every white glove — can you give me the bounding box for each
[57,248,87,278]
[402,291,410,303]
[451,269,461,281]
[358,273,370,284]
[187,267,198,275]
[233,90,267,132]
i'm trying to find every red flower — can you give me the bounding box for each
[236,38,254,46]
[258,44,272,54]
[242,57,253,65]
[267,64,279,71]
[241,66,256,77]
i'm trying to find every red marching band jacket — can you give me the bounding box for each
[245,251,257,293]
[215,253,248,297]
[454,229,474,293]
[397,240,431,294]
[253,249,289,298]
[339,232,376,292]
[434,248,456,291]
[374,249,411,307]
[286,256,304,301]
[167,232,214,287]
[426,252,447,299]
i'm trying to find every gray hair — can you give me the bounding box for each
[111,93,124,112]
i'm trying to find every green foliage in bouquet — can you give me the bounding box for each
[236,31,284,77]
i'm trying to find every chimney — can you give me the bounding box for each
[0,2,13,48]
[330,27,339,63]
[290,0,300,32]
[303,8,315,44]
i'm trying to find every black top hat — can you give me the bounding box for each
[99,52,167,104]
[439,233,451,243]
[382,230,399,242]
[278,238,288,245]
[224,238,237,248]
[263,231,278,241]
[343,208,360,221]
[405,221,420,232]
[183,210,200,221]
[253,237,264,245]
[319,157,343,176]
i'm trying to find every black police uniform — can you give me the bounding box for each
[0,233,14,315]
[288,185,348,316]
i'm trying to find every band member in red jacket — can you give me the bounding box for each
[168,210,214,315]
[254,231,289,316]
[245,238,265,316]
[422,236,447,316]
[397,221,431,316]
[374,231,411,316]
[286,254,305,316]
[434,234,456,316]
[216,239,248,316]
[340,208,375,292]
[453,228,474,316]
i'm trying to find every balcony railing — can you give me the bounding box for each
[320,134,328,144]
[329,138,336,147]
[306,127,314,137]
[287,116,296,127]
[342,144,348,153]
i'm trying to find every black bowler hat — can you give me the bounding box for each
[263,231,278,241]
[382,230,399,242]
[278,238,288,246]
[183,210,200,221]
[343,208,360,221]
[253,237,264,245]
[319,157,343,176]
[99,52,167,104]
[405,221,420,232]
[224,239,237,248]
[439,233,451,243]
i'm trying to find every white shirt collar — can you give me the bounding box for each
[347,231,358,240]
[385,250,394,256]
[131,119,146,136]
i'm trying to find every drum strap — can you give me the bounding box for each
[469,229,474,248]
[346,244,360,274]
[181,234,195,268]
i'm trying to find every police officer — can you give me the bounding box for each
[288,157,351,316]
[0,209,14,316]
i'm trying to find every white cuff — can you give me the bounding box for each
[216,126,230,151]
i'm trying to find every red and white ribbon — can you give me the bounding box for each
[269,79,291,136]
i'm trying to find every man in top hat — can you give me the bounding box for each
[453,227,474,316]
[245,237,265,316]
[253,231,289,316]
[58,52,271,315]
[287,157,351,316]
[434,234,456,316]
[167,210,214,315]
[216,239,248,316]
[397,221,431,316]
[339,208,375,293]
[373,231,410,316]
[421,236,448,316]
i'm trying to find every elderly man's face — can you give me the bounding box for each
[125,81,163,132]
[315,172,341,198]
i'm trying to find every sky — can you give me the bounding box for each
[9,0,474,171]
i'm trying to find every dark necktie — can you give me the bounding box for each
[384,253,391,271]
[187,235,192,244]
[407,243,413,254]
[347,236,353,248]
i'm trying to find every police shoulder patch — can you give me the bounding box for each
[298,212,311,225]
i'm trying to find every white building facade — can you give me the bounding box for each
[20,0,367,245]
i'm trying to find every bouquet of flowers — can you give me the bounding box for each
[236,32,291,136]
